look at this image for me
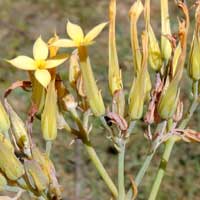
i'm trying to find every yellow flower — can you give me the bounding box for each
[52,21,107,116]
[7,36,68,88]
[52,20,108,48]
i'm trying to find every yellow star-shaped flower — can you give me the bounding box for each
[52,20,108,48]
[7,36,68,88]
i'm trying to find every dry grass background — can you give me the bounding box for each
[0,0,200,199]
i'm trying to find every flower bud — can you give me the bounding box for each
[148,25,162,71]
[161,0,172,60]
[4,101,30,152]
[129,0,143,73]
[108,0,123,95]
[128,73,146,120]
[48,33,59,58]
[0,101,10,133]
[41,79,58,141]
[157,80,180,119]
[0,139,24,180]
[188,34,200,81]
[24,159,49,192]
[31,147,61,199]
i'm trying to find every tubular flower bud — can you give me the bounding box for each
[128,32,148,120]
[108,0,123,95]
[48,32,59,58]
[188,35,200,80]
[148,25,162,71]
[31,147,61,198]
[188,4,200,81]
[157,80,180,119]
[5,101,30,151]
[0,139,24,180]
[161,0,172,60]
[41,79,58,141]
[129,0,143,73]
[172,43,181,77]
[0,101,10,133]
[24,159,49,192]
[128,74,146,120]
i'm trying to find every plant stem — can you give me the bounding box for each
[148,81,199,200]
[148,138,175,200]
[118,139,126,200]
[83,141,118,199]
[125,152,154,200]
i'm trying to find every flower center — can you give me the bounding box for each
[35,59,46,69]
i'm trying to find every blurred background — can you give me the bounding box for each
[0,0,200,199]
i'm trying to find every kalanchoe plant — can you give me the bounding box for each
[1,0,200,199]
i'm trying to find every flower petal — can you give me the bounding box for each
[33,36,49,60]
[51,39,77,48]
[84,22,108,43]
[67,20,84,42]
[6,56,36,70]
[46,53,69,69]
[34,70,51,88]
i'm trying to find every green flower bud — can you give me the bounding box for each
[157,80,180,119]
[161,0,172,60]
[41,79,57,141]
[148,25,162,71]
[5,101,30,152]
[128,73,146,120]
[0,139,24,180]
[24,160,49,192]
[0,101,10,133]
[188,34,200,80]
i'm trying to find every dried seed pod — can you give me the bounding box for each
[0,101,10,133]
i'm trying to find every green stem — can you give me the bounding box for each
[148,138,175,200]
[148,81,199,200]
[84,141,118,199]
[118,139,126,200]
[126,152,154,200]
